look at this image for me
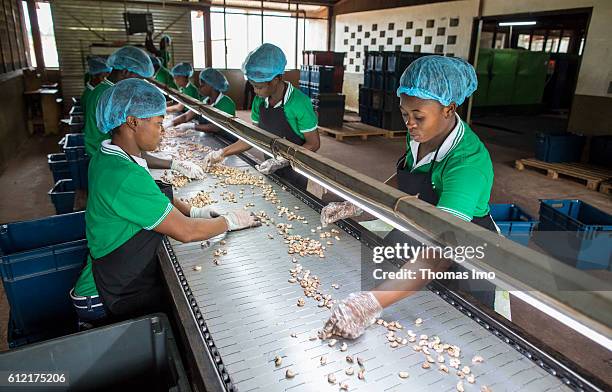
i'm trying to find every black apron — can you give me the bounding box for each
[91,152,171,319]
[258,86,309,191]
[386,147,498,308]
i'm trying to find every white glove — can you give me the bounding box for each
[175,122,196,131]
[256,157,289,175]
[320,201,363,226]
[222,210,261,231]
[162,118,174,129]
[190,206,221,219]
[324,291,383,339]
[203,149,225,169]
[171,160,205,179]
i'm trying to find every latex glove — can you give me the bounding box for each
[324,291,383,339]
[203,149,224,169]
[175,122,196,131]
[190,206,222,219]
[256,157,289,175]
[320,201,363,226]
[171,160,205,179]
[162,118,174,129]
[222,210,261,231]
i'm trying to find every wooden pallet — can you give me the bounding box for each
[515,158,612,191]
[319,122,386,141]
[384,130,408,139]
[600,181,612,196]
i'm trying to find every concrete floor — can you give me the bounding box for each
[0,118,610,385]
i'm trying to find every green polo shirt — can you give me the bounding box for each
[73,140,173,297]
[80,82,94,114]
[83,79,114,157]
[154,66,178,89]
[206,93,236,116]
[160,49,171,68]
[180,82,200,100]
[403,117,493,221]
[251,82,318,141]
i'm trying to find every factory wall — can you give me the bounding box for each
[481,0,612,135]
[50,0,193,103]
[333,0,478,111]
[0,71,28,171]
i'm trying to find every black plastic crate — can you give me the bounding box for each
[535,133,585,163]
[311,93,345,109]
[365,51,377,71]
[371,51,386,71]
[589,135,612,168]
[310,65,335,93]
[49,179,76,215]
[299,81,310,97]
[369,109,383,128]
[383,110,405,131]
[0,314,191,391]
[372,89,385,111]
[299,65,310,84]
[315,106,344,128]
[386,51,428,74]
[384,92,400,112]
[63,134,89,189]
[359,87,372,106]
[359,105,369,122]
[384,73,400,93]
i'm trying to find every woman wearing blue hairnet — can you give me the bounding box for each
[82,47,203,180]
[167,62,200,113]
[81,57,111,115]
[320,56,500,339]
[166,68,236,135]
[146,32,172,68]
[71,79,260,325]
[203,43,320,191]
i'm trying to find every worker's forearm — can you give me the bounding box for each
[195,123,218,133]
[172,197,192,216]
[222,140,251,157]
[167,103,184,113]
[302,141,320,152]
[185,217,228,242]
[173,111,195,126]
[142,151,172,169]
[372,257,452,308]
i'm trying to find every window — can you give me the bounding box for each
[23,1,59,68]
[191,11,206,68]
[517,33,531,50]
[558,36,570,53]
[531,35,545,51]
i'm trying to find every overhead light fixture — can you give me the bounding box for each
[498,21,537,26]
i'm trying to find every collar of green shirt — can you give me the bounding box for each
[203,92,224,106]
[410,113,465,171]
[263,81,293,109]
[100,139,149,170]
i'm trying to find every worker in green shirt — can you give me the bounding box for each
[203,44,320,191]
[150,55,178,90]
[319,56,502,339]
[82,46,203,178]
[81,57,111,114]
[146,32,172,68]
[167,62,200,113]
[71,79,261,325]
[165,68,236,138]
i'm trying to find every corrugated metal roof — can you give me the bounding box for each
[51,0,193,100]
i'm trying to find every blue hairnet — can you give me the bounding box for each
[161,34,172,45]
[171,62,193,77]
[149,55,161,69]
[96,78,166,134]
[396,55,477,106]
[107,46,155,78]
[242,43,287,82]
[199,68,229,92]
[87,56,111,75]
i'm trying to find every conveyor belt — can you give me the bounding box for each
[154,131,577,392]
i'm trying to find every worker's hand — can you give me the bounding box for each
[255,157,289,175]
[190,206,221,219]
[171,160,206,179]
[175,122,196,132]
[222,211,261,231]
[324,291,383,339]
[203,149,224,169]
[320,201,363,226]
[162,118,174,129]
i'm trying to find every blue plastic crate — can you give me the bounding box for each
[49,179,75,215]
[0,239,87,337]
[534,133,585,163]
[47,153,71,183]
[489,204,538,246]
[63,134,89,189]
[535,199,612,269]
[0,212,86,254]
